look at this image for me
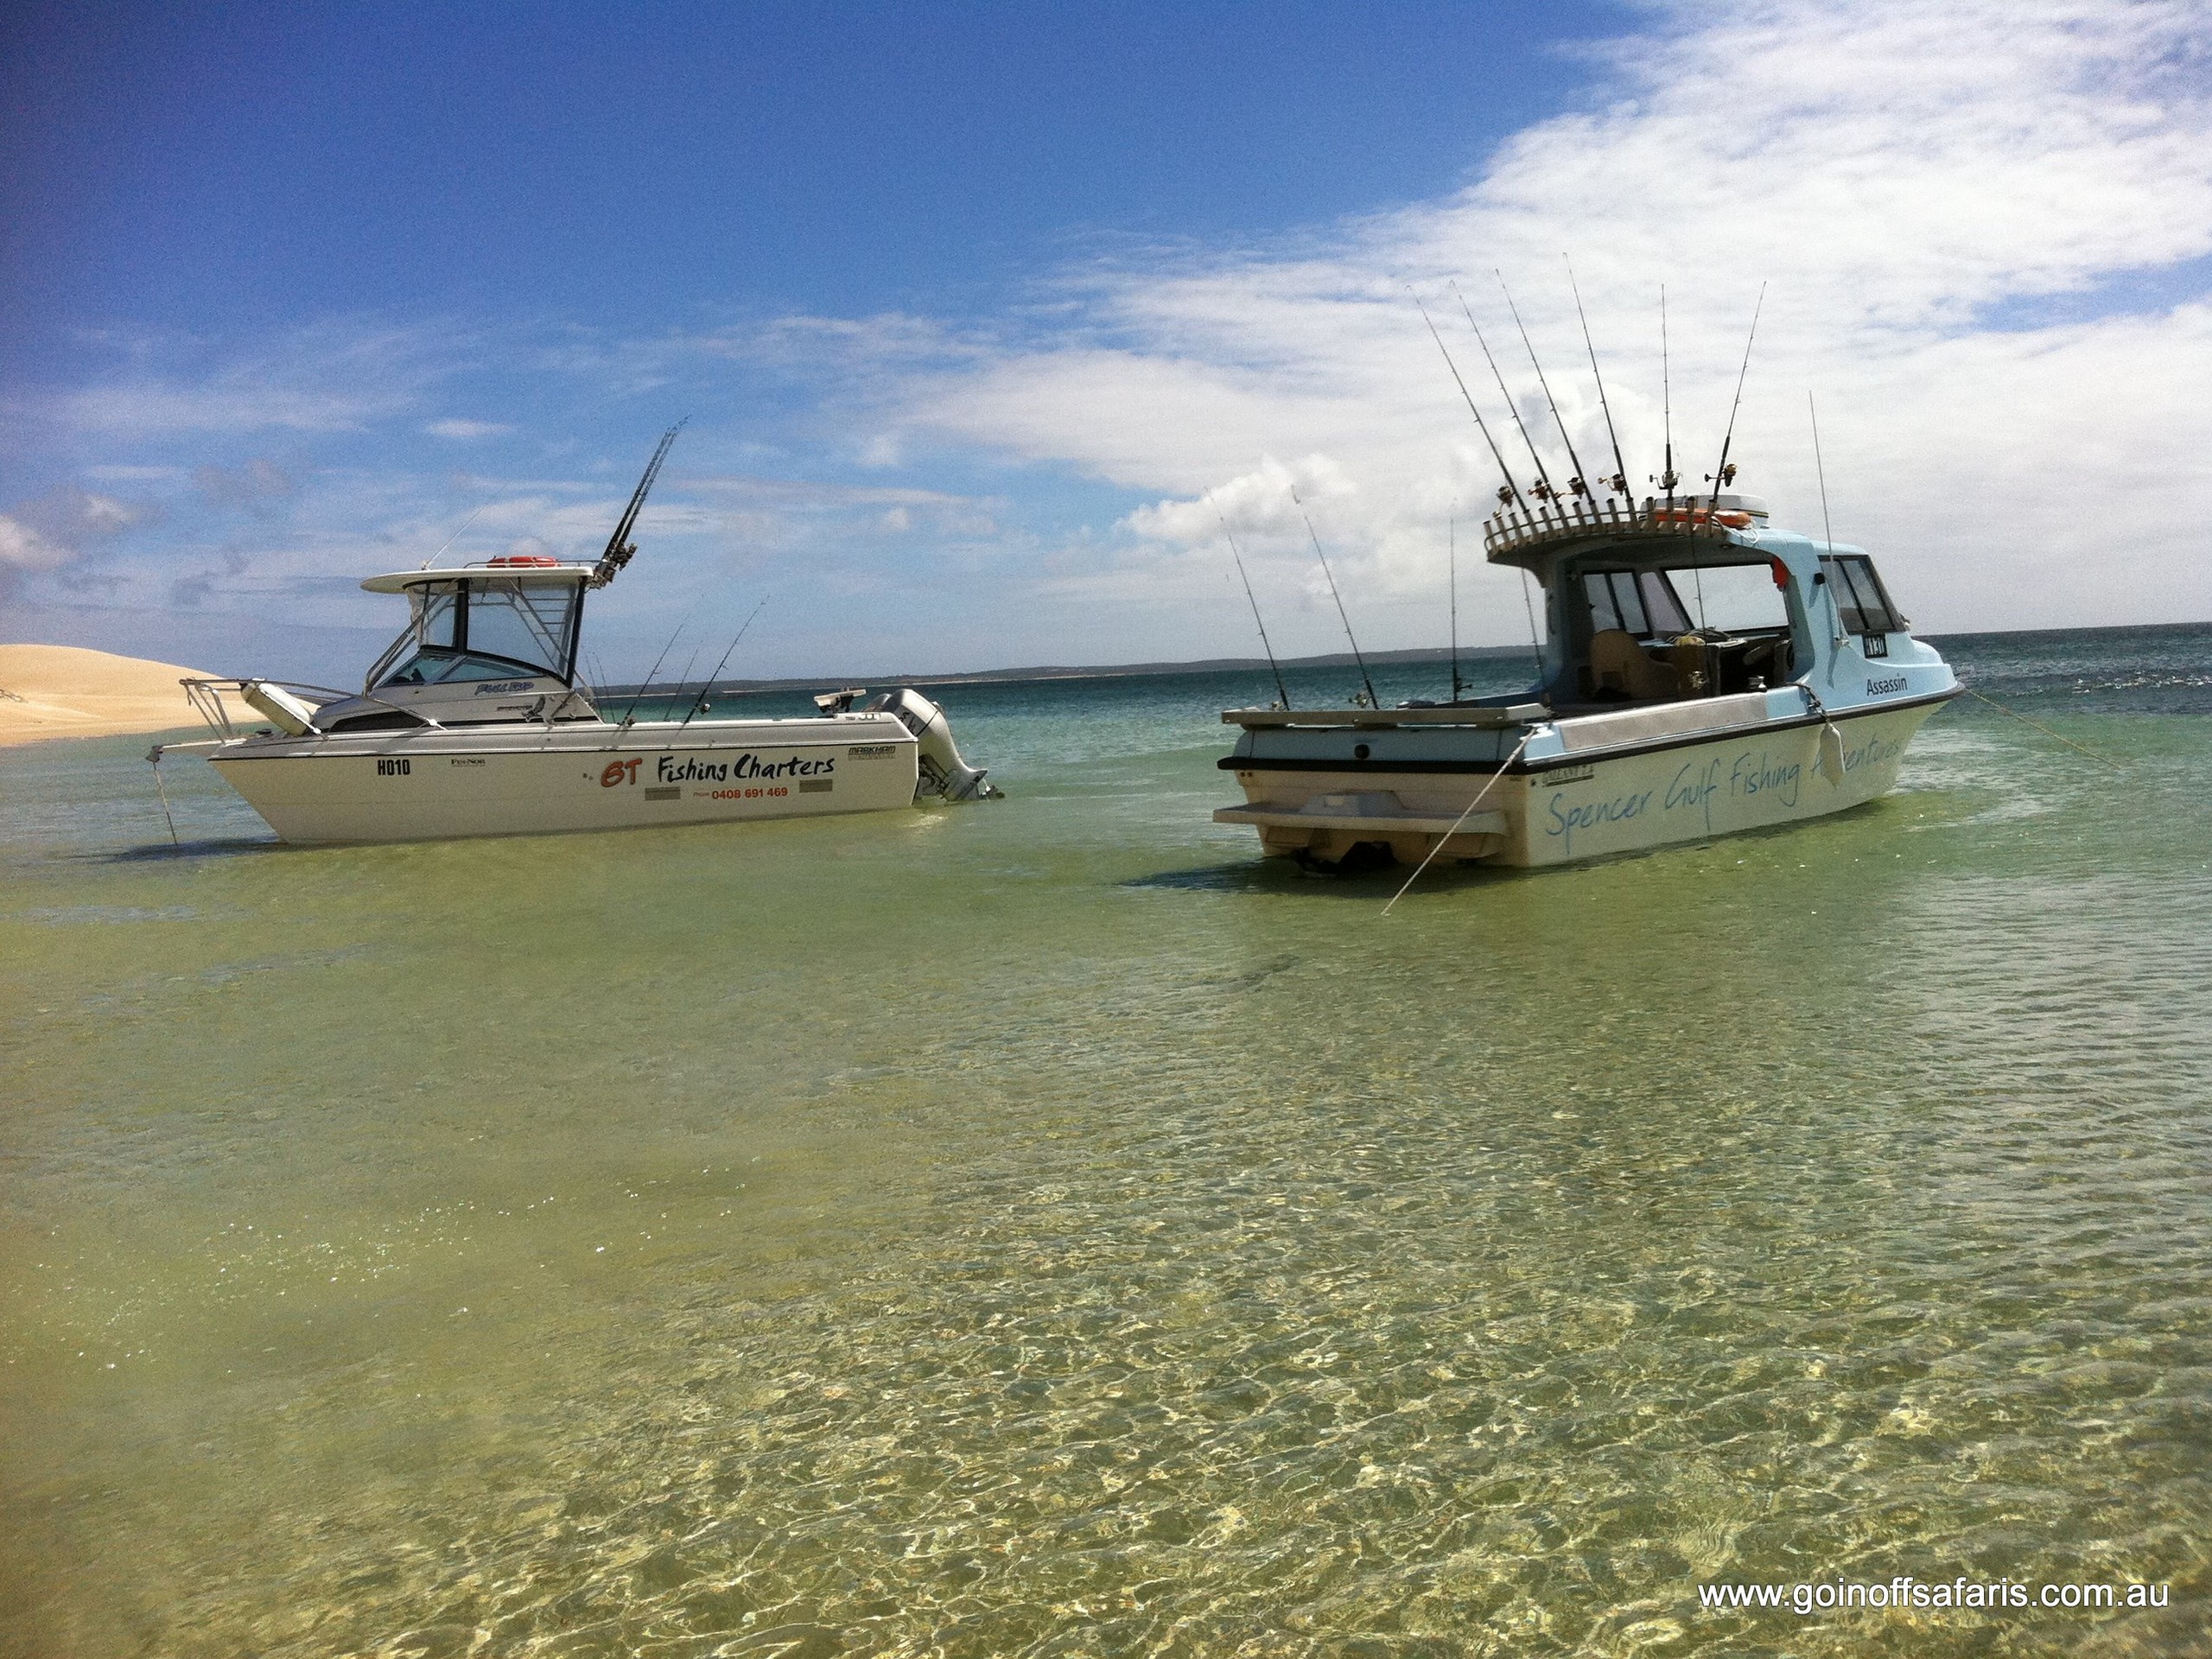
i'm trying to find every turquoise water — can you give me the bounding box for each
[3,626,2209,1656]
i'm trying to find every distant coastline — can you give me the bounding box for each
[600,643,1536,700]
[600,620,2212,699]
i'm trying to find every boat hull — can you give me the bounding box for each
[208,716,923,844]
[1218,694,1949,869]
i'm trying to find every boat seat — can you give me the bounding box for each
[1588,629,1680,701]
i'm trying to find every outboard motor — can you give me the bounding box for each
[866,687,1001,802]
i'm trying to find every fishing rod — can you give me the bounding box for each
[1656,285,1705,622]
[659,638,708,728]
[618,624,685,727]
[1497,270,1589,500]
[1808,391,1836,552]
[1212,499,1291,709]
[678,596,772,727]
[1707,283,1767,510]
[1564,255,1632,500]
[1657,287,1678,503]
[588,419,687,590]
[1411,288,1528,513]
[1453,282,1558,505]
[1519,569,1546,685]
[1292,487,1379,709]
[1449,517,1461,695]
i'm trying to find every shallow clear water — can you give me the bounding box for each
[3,627,2209,1656]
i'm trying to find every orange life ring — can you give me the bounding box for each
[1652,506,1752,530]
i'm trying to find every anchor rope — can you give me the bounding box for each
[148,750,181,848]
[1960,685,2125,771]
[1382,731,1535,915]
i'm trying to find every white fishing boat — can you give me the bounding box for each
[1215,492,1956,870]
[152,430,999,844]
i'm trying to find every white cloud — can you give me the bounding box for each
[424,418,512,439]
[0,515,66,574]
[0,485,149,584]
[44,322,467,440]
[860,0,2212,637]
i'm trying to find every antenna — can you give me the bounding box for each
[1212,499,1292,709]
[1455,283,1556,502]
[1448,514,1465,702]
[1497,270,1588,499]
[1565,255,1631,499]
[1707,283,1767,509]
[423,504,485,569]
[1658,287,1677,504]
[679,596,771,727]
[588,419,687,589]
[1808,391,1836,551]
[1292,487,1379,709]
[1411,289,1526,512]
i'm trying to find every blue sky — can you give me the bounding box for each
[5,1,2210,683]
[3,3,1609,337]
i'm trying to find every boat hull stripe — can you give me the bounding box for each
[1217,689,1958,774]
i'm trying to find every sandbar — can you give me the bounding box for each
[0,644,219,747]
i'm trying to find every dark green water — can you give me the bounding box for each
[3,626,2208,1656]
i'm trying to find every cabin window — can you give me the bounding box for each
[1583,571,1643,635]
[1637,572,1694,635]
[1583,569,1695,639]
[367,578,578,690]
[1820,555,1906,634]
[1670,562,1789,634]
[416,588,459,650]
[379,649,546,686]
[465,579,576,678]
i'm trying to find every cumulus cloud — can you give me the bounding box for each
[0,484,149,589]
[863,0,2212,636]
[0,516,65,575]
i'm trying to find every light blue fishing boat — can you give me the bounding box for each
[1216,491,1958,870]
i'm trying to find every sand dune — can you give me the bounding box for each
[0,644,221,746]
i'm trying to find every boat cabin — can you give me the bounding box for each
[317,558,600,731]
[1485,494,1910,713]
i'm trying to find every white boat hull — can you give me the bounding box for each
[208,715,924,844]
[1219,693,1951,869]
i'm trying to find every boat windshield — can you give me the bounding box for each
[1583,569,1695,639]
[1574,558,1795,705]
[1820,554,1908,634]
[363,577,581,690]
[1671,562,1789,634]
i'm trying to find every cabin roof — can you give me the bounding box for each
[361,560,596,594]
[1481,495,1790,575]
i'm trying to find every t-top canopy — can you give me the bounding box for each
[361,559,597,594]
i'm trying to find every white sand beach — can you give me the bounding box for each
[0,644,219,746]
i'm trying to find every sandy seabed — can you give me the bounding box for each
[0,644,218,746]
